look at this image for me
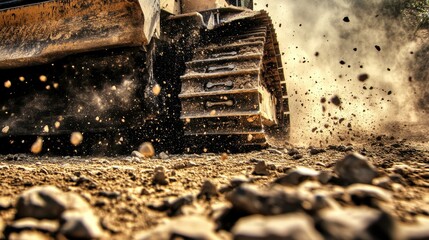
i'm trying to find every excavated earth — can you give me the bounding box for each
[0,132,428,240]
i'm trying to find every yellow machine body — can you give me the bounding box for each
[0,0,160,68]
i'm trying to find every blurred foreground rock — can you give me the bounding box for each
[60,211,104,239]
[16,185,90,220]
[275,167,320,185]
[9,186,106,239]
[134,215,220,240]
[316,207,396,240]
[227,184,302,215]
[346,183,393,205]
[398,216,429,240]
[335,153,378,184]
[232,213,323,240]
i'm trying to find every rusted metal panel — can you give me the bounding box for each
[181,0,229,13]
[0,0,159,69]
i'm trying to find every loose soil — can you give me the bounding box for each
[0,133,428,239]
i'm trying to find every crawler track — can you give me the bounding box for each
[179,11,289,147]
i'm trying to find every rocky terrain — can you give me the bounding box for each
[0,0,428,239]
[0,135,428,240]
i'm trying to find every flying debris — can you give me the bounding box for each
[2,126,9,134]
[139,142,155,158]
[4,80,11,88]
[39,75,47,82]
[152,84,161,96]
[70,132,84,146]
[31,137,43,154]
[358,73,369,82]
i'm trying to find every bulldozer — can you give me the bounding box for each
[0,0,289,154]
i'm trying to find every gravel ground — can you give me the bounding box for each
[0,134,428,239]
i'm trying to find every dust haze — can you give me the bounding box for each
[255,0,428,145]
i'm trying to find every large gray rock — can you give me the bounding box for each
[15,186,90,220]
[134,215,221,240]
[253,160,270,176]
[275,167,320,186]
[232,213,323,240]
[15,186,66,220]
[317,207,396,240]
[227,184,302,215]
[334,153,378,184]
[59,210,105,239]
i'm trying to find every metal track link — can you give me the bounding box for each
[179,11,289,147]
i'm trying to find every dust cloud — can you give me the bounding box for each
[1,75,139,134]
[70,76,138,115]
[254,0,427,145]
